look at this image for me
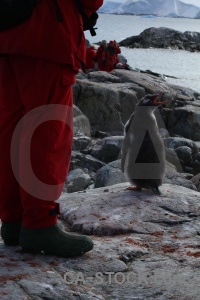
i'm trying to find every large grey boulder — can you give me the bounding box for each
[1,182,200,300]
[165,105,200,141]
[76,79,139,135]
[111,69,177,95]
[75,70,199,138]
[60,182,200,236]
[94,159,196,191]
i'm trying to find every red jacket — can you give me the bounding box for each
[96,44,107,71]
[0,0,103,72]
[85,46,96,70]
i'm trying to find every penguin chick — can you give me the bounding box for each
[121,93,167,195]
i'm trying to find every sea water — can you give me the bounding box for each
[85,14,200,93]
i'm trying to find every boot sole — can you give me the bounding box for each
[21,245,92,257]
[3,239,19,246]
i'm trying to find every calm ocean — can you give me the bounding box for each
[85,14,200,93]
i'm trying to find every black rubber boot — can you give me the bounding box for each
[19,224,94,257]
[0,221,21,246]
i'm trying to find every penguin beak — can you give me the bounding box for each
[153,93,168,106]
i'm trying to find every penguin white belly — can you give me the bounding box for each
[121,111,165,193]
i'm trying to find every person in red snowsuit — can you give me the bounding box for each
[113,40,121,65]
[96,40,107,71]
[0,0,103,257]
[82,40,97,73]
[104,40,117,72]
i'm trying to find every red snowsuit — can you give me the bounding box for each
[82,46,96,72]
[104,43,116,72]
[96,44,107,71]
[0,0,103,228]
[114,41,121,65]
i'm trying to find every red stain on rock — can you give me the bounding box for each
[186,251,200,258]
[151,231,164,237]
[28,261,41,267]
[1,262,18,267]
[0,274,28,284]
[144,199,152,203]
[162,245,178,253]
[49,261,59,267]
[0,292,9,295]
[124,237,149,248]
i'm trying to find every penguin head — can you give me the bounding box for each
[138,93,167,108]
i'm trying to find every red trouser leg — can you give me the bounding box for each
[0,55,73,228]
[0,55,23,222]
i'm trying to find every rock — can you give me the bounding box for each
[164,162,197,191]
[75,70,199,139]
[94,158,196,191]
[111,69,176,95]
[64,168,91,193]
[76,78,140,135]
[70,151,106,172]
[1,182,200,300]
[60,183,200,235]
[93,130,111,139]
[165,105,200,141]
[73,135,91,151]
[164,137,200,173]
[191,173,200,192]
[73,105,91,137]
[159,128,169,139]
[95,160,127,188]
[90,136,124,163]
[87,71,121,83]
[175,146,192,165]
[164,137,199,159]
[119,27,200,52]
[195,152,200,162]
[165,148,183,172]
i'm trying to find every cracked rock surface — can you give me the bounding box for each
[1,183,200,299]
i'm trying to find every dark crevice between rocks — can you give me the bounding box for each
[159,205,200,218]
[119,251,148,264]
[16,281,36,300]
[147,219,191,226]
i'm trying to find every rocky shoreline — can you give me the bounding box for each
[69,68,200,193]
[1,68,200,299]
[119,27,200,52]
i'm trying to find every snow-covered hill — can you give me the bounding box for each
[98,1,122,13]
[99,0,200,18]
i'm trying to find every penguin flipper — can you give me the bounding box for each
[151,187,161,195]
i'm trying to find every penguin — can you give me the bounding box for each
[121,93,167,195]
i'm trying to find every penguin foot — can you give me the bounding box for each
[151,187,161,195]
[127,185,142,191]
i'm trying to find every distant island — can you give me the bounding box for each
[99,0,200,19]
[119,27,200,52]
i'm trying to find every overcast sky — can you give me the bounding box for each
[110,0,200,7]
